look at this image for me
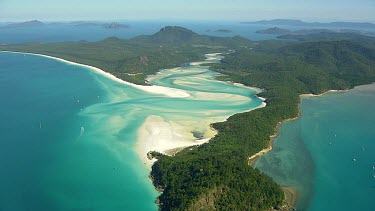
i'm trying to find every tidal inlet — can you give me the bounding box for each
[0,52,265,210]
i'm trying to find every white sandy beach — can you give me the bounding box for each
[1,51,191,98]
[137,115,217,167]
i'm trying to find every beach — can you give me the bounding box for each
[0,51,191,98]
[137,115,217,166]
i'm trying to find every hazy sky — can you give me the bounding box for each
[0,0,374,22]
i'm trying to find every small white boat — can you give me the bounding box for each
[80,127,85,136]
[352,158,356,162]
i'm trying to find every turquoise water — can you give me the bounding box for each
[255,85,375,210]
[0,52,262,210]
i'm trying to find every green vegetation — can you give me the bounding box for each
[1,27,375,210]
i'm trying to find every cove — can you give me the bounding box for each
[255,85,375,211]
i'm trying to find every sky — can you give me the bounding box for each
[0,0,374,22]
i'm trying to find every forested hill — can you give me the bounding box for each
[131,26,252,46]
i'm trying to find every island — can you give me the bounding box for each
[74,22,129,29]
[256,27,375,38]
[214,29,232,33]
[1,26,375,210]
[0,20,129,30]
[241,19,375,29]
[103,22,129,29]
[256,27,292,34]
[0,20,45,28]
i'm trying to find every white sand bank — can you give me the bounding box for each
[137,115,216,167]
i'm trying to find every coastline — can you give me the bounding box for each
[0,51,191,98]
[281,186,298,210]
[248,89,347,209]
[137,115,218,167]
[248,89,347,165]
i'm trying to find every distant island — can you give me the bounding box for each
[256,27,291,34]
[0,20,45,28]
[74,22,129,29]
[214,29,232,33]
[0,20,129,29]
[256,27,375,41]
[242,19,375,29]
[103,22,129,29]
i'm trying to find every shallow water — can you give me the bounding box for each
[255,86,375,211]
[0,52,263,210]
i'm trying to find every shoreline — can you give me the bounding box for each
[281,186,298,210]
[248,89,348,166]
[247,89,350,209]
[137,115,219,168]
[0,51,191,98]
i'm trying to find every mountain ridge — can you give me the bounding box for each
[131,26,252,47]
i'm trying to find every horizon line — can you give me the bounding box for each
[1,18,375,24]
